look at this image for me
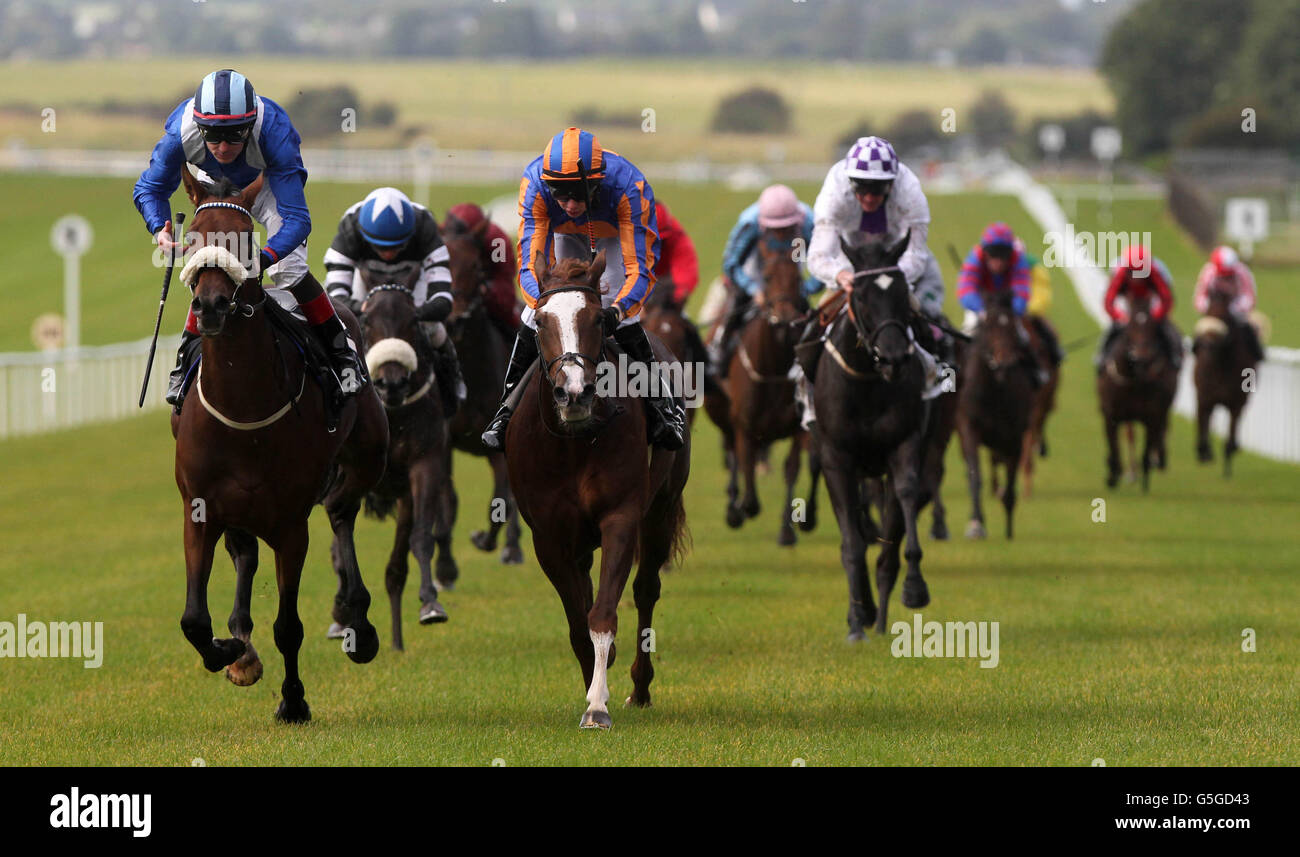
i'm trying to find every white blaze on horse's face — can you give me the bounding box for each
[538,291,590,404]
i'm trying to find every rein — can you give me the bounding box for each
[188,201,265,319]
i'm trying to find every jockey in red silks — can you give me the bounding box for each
[1193,245,1265,362]
[653,200,700,309]
[1096,243,1183,371]
[444,202,522,335]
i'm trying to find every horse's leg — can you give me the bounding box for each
[958,422,986,539]
[1104,416,1120,489]
[1019,426,1036,499]
[1196,397,1214,463]
[433,463,459,592]
[1224,406,1241,478]
[385,495,413,651]
[408,457,449,625]
[778,436,801,546]
[801,433,820,533]
[736,430,761,520]
[582,510,640,729]
[324,478,381,664]
[885,436,929,631]
[223,529,263,686]
[180,514,244,672]
[724,440,743,529]
[470,455,500,552]
[1001,452,1019,540]
[628,505,672,708]
[535,539,596,696]
[873,482,904,635]
[495,454,525,564]
[1124,423,1138,483]
[270,520,310,724]
[1140,421,1153,494]
[822,453,874,640]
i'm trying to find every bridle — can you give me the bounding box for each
[845,265,915,370]
[190,201,265,318]
[536,284,607,386]
[362,283,436,409]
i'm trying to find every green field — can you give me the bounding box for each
[0,57,1110,162]
[1,177,1298,765]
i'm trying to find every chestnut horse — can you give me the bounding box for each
[720,241,809,546]
[171,169,388,723]
[355,268,452,650]
[1193,289,1256,477]
[440,222,524,566]
[1097,298,1179,492]
[956,291,1036,539]
[505,253,690,729]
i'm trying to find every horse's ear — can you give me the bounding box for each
[471,216,490,241]
[587,250,608,291]
[238,173,264,210]
[404,264,422,289]
[180,165,204,206]
[886,230,911,266]
[356,265,372,294]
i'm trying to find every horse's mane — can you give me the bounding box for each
[541,257,603,294]
[203,176,242,200]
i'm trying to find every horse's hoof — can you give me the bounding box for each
[798,511,817,533]
[434,578,455,593]
[224,644,263,687]
[742,500,761,519]
[625,695,652,709]
[419,601,449,625]
[931,520,949,541]
[725,506,744,529]
[778,527,796,547]
[274,697,311,725]
[846,629,867,643]
[325,622,346,640]
[579,709,613,729]
[902,579,931,610]
[469,530,496,552]
[500,545,524,565]
[202,637,246,672]
[345,623,381,664]
[964,520,987,540]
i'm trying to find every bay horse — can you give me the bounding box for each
[1097,297,1179,492]
[956,290,1036,539]
[171,168,388,723]
[505,252,691,729]
[809,236,933,640]
[1018,316,1060,498]
[1193,289,1256,477]
[440,221,524,566]
[640,276,703,428]
[354,267,452,650]
[720,240,809,546]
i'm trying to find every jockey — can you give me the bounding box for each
[443,202,523,335]
[480,127,685,451]
[133,69,366,428]
[709,184,819,378]
[654,200,700,310]
[801,136,949,399]
[1193,245,1265,362]
[323,187,466,415]
[957,222,1053,384]
[1096,243,1183,371]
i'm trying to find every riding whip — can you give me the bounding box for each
[138,211,184,407]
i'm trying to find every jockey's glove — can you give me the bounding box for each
[250,249,275,280]
[416,294,453,323]
[601,305,624,336]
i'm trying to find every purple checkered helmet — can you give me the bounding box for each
[844,136,898,181]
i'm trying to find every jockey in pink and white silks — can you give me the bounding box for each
[1193,246,1266,362]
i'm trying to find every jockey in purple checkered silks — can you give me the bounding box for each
[794,137,954,424]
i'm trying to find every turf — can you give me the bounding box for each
[0,186,1296,766]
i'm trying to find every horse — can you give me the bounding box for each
[1193,289,1257,477]
[352,266,452,650]
[956,290,1037,539]
[1018,316,1060,498]
[440,220,524,566]
[809,235,934,640]
[640,276,704,428]
[504,252,691,729]
[720,240,809,546]
[1097,298,1179,492]
[170,168,388,723]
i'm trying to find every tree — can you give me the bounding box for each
[710,87,792,135]
[969,90,1017,150]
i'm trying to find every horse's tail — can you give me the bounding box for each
[363,490,396,521]
[661,490,692,570]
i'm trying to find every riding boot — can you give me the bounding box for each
[426,323,467,417]
[293,273,368,432]
[614,322,686,451]
[709,291,752,379]
[166,329,203,413]
[1032,315,1064,366]
[480,327,539,450]
[793,315,827,383]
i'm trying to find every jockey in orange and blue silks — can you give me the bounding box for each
[481,127,685,452]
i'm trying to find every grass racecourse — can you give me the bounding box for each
[1,172,1298,765]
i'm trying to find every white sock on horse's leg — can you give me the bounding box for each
[586,630,614,714]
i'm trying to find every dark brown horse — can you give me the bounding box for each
[808,236,934,640]
[1193,289,1257,477]
[956,291,1036,539]
[505,253,690,729]
[720,241,808,545]
[1097,298,1179,492]
[354,268,452,649]
[640,276,704,428]
[171,169,388,722]
[1019,316,1060,498]
[440,221,524,566]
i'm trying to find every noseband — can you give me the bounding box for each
[190,201,264,319]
